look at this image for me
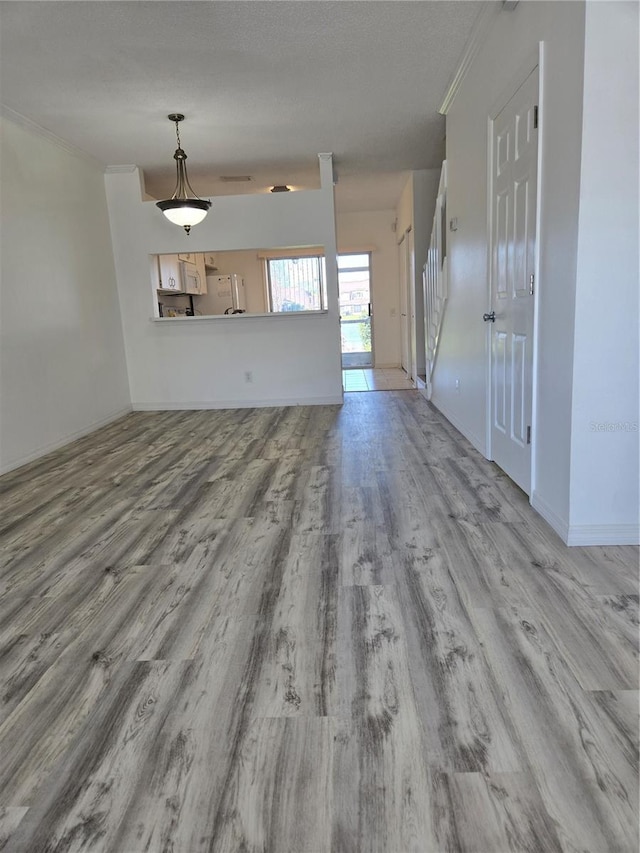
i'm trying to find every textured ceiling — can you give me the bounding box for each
[0,1,482,211]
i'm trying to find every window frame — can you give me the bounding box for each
[265,253,327,313]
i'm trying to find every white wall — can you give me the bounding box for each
[105,155,342,409]
[434,0,638,544]
[435,1,587,529]
[0,115,130,474]
[336,209,400,367]
[568,1,639,543]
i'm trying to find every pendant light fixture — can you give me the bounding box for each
[156,114,211,234]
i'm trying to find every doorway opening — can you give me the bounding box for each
[339,253,373,368]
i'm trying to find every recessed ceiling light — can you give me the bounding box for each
[270,185,291,193]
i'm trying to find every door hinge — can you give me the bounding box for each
[533,105,539,129]
[526,426,532,445]
[529,273,535,295]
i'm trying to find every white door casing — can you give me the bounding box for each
[408,226,417,382]
[398,233,410,373]
[489,67,538,495]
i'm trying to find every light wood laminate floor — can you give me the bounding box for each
[0,393,637,853]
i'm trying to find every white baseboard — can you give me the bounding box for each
[566,524,640,547]
[428,397,487,457]
[133,395,344,411]
[0,405,133,476]
[530,493,639,546]
[530,491,570,543]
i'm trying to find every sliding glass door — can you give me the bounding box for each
[338,253,372,368]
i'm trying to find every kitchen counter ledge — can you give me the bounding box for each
[151,310,329,322]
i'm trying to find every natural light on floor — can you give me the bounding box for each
[342,368,414,392]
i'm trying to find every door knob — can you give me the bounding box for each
[483,311,496,322]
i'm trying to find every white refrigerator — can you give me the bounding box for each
[205,274,246,314]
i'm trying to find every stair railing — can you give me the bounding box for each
[424,162,448,400]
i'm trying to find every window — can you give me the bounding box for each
[266,255,326,312]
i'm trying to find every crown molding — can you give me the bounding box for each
[438,1,502,115]
[0,103,105,169]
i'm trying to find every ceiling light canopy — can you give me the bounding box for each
[156,114,211,234]
[270,185,291,193]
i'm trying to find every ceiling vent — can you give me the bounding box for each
[219,175,253,182]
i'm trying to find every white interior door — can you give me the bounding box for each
[489,67,538,495]
[398,233,410,373]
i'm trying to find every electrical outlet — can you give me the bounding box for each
[244,370,253,383]
[455,378,461,392]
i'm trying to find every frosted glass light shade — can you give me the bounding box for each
[156,197,211,232]
[161,204,209,227]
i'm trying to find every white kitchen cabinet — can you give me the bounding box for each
[178,252,196,264]
[157,254,184,292]
[196,254,207,294]
[183,254,208,295]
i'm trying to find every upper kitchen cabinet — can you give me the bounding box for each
[184,253,207,295]
[157,254,184,292]
[156,253,207,295]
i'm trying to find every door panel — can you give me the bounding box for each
[496,190,510,297]
[497,127,510,176]
[511,333,527,445]
[515,110,530,159]
[490,67,538,494]
[513,177,530,294]
[494,331,508,433]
